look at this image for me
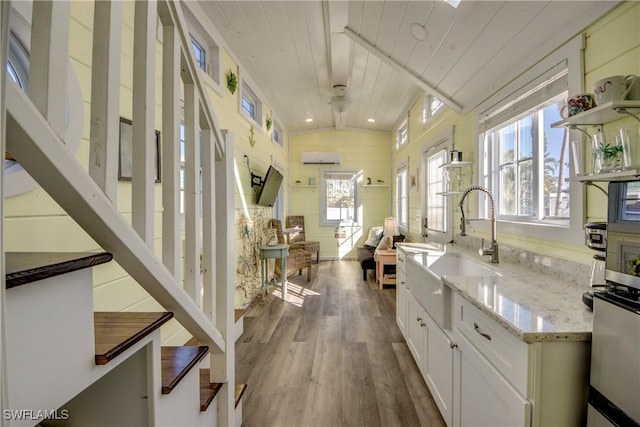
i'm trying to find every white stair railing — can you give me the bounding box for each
[3,0,235,424]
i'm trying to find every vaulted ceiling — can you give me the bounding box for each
[200,1,619,134]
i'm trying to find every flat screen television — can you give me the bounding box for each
[257,166,283,206]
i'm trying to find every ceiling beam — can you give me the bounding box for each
[343,26,463,114]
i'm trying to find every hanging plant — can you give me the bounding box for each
[249,125,255,147]
[225,69,238,94]
[265,114,273,131]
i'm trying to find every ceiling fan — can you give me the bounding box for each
[329,84,352,113]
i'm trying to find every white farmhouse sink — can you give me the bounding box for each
[406,251,500,330]
[427,252,500,278]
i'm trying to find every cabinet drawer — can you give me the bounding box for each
[397,250,406,272]
[454,295,529,396]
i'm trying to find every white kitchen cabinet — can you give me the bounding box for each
[424,313,454,427]
[407,292,426,370]
[396,246,591,427]
[396,250,408,335]
[455,331,531,427]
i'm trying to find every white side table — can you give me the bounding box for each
[259,244,289,300]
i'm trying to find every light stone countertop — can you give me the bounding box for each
[397,242,594,343]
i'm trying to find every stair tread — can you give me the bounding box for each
[235,383,247,408]
[94,312,174,365]
[200,369,223,412]
[235,308,247,322]
[161,346,209,394]
[5,252,113,289]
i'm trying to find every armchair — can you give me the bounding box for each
[271,219,312,282]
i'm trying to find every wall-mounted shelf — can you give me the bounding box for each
[568,169,640,182]
[439,161,473,169]
[362,184,389,188]
[551,100,640,128]
[436,191,464,196]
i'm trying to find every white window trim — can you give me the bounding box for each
[422,93,445,126]
[320,169,360,227]
[239,79,263,129]
[271,119,284,150]
[474,34,585,245]
[420,128,454,244]
[396,117,409,150]
[180,2,223,95]
[396,160,409,232]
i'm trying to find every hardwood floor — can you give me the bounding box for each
[236,260,446,427]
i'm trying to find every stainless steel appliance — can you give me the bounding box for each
[587,180,640,427]
[583,222,607,309]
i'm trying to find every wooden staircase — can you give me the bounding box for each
[1,1,240,425]
[5,252,246,426]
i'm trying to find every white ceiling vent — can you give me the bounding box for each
[301,152,341,165]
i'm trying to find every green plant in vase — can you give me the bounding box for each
[597,142,624,172]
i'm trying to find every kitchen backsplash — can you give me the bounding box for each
[454,234,591,288]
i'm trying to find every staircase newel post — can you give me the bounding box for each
[213,130,235,426]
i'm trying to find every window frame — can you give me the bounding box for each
[272,119,284,149]
[240,81,262,127]
[474,34,585,244]
[320,169,360,227]
[180,3,221,88]
[396,161,409,231]
[396,117,409,150]
[422,94,445,125]
[190,35,207,72]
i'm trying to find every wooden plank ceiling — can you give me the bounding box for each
[200,1,618,134]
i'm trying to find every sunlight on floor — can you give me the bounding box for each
[272,282,321,307]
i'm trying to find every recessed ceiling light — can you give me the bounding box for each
[410,23,428,41]
[368,118,375,123]
[305,118,313,123]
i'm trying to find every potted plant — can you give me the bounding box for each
[265,114,273,131]
[225,69,238,94]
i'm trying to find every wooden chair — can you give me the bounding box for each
[271,219,312,282]
[285,215,320,263]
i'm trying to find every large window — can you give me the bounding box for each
[480,76,569,225]
[320,170,359,226]
[396,162,408,230]
[426,148,447,233]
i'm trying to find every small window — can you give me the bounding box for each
[272,120,283,148]
[320,170,359,226]
[190,35,207,72]
[181,4,221,84]
[396,162,408,229]
[241,82,262,124]
[396,118,409,149]
[422,94,444,124]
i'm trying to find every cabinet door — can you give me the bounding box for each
[396,268,408,336]
[455,332,531,427]
[425,315,454,427]
[407,294,425,372]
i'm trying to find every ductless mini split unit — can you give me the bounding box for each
[301,152,341,165]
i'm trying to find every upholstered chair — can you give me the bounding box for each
[271,219,312,282]
[285,215,320,263]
